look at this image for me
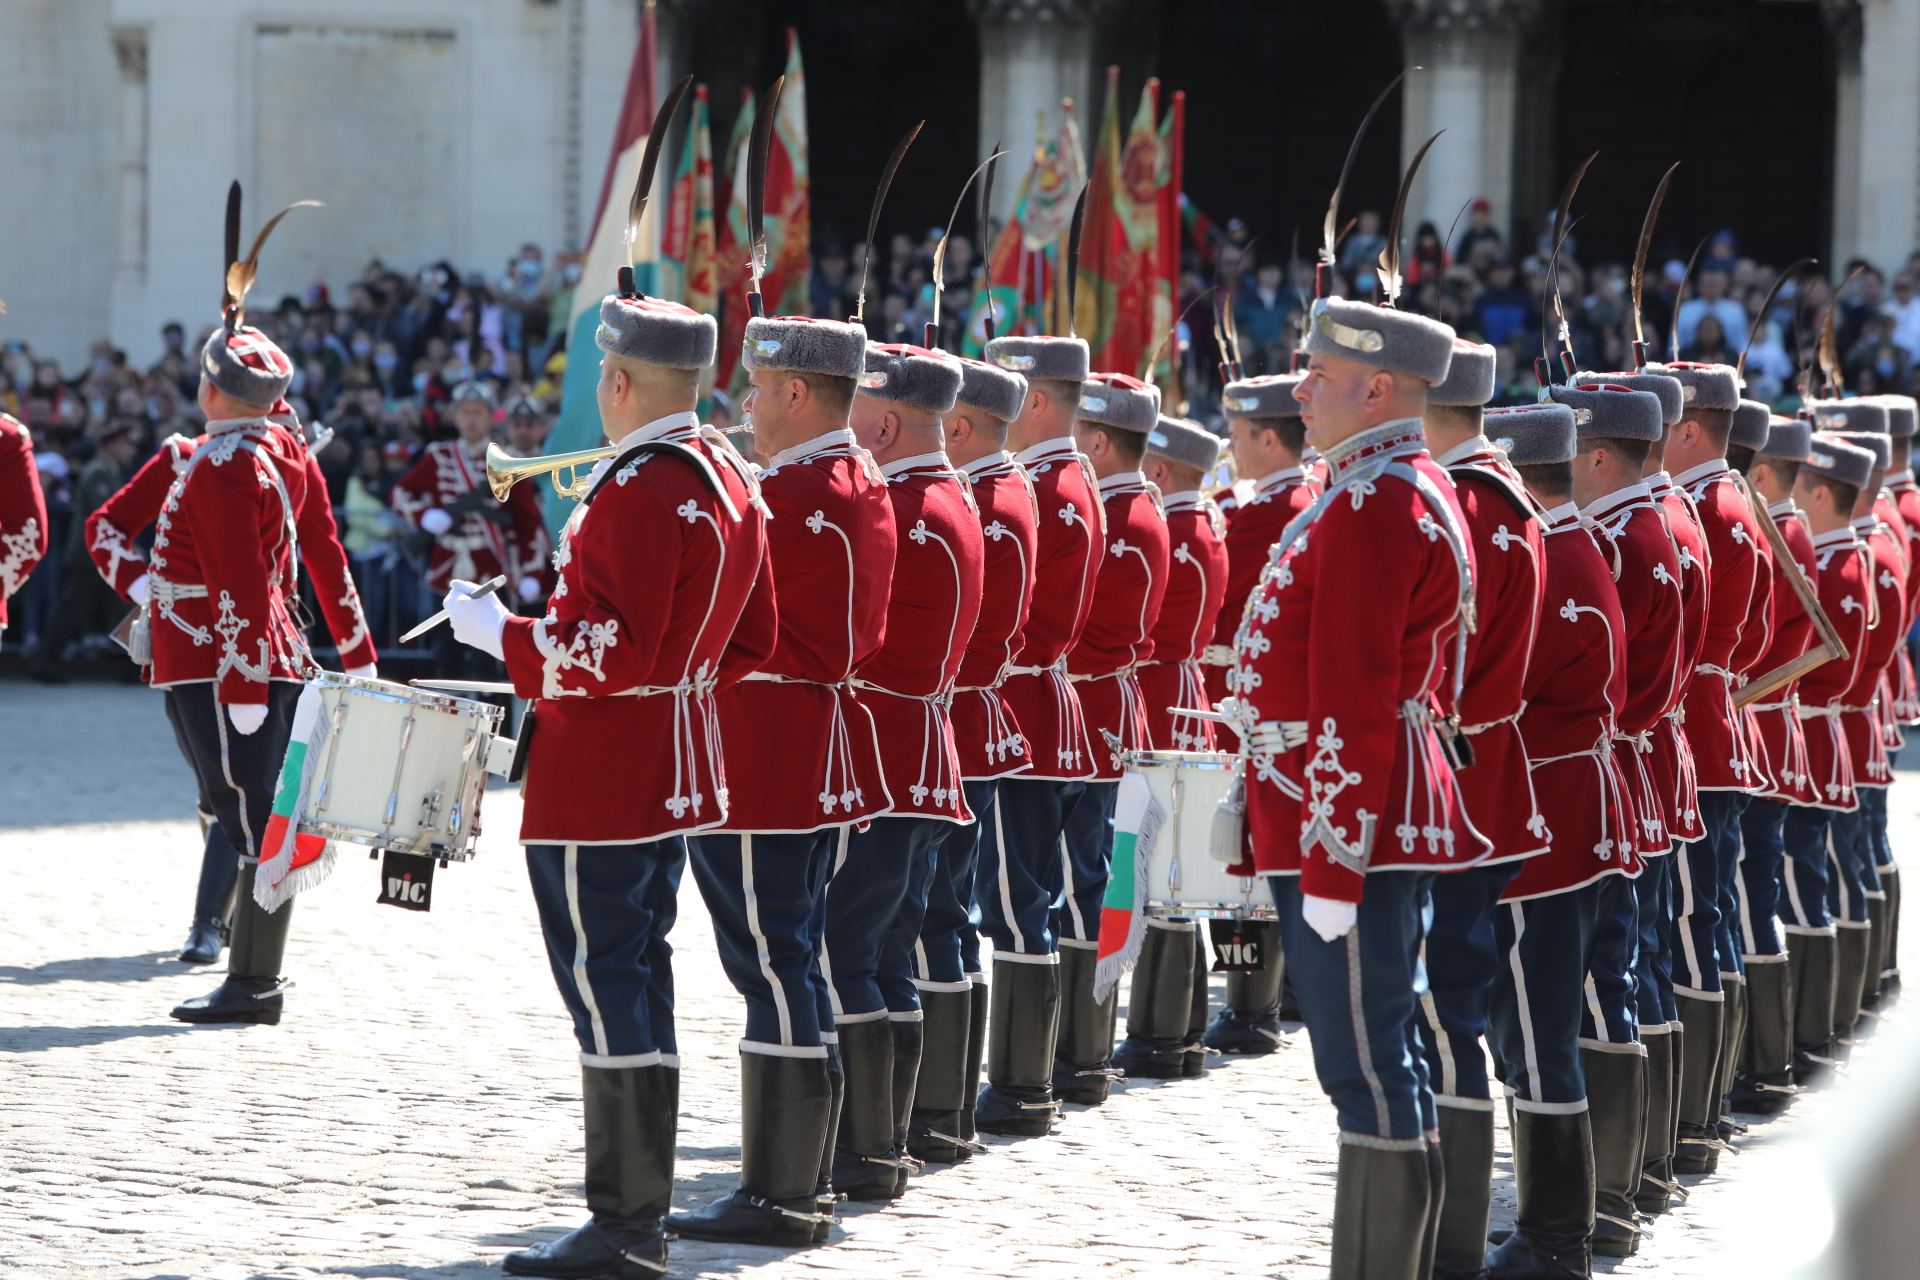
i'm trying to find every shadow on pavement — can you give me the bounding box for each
[0,1022,204,1051]
[0,951,193,985]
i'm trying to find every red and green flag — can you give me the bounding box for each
[1094,772,1167,1002]
[257,684,336,912]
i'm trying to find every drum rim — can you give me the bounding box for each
[297,818,477,860]
[311,670,504,723]
[1143,903,1277,919]
[1121,749,1240,770]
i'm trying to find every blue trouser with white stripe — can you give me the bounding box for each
[1780,804,1836,933]
[525,840,684,1064]
[824,815,953,1021]
[1633,854,1678,1025]
[1416,862,1521,1105]
[1054,780,1118,948]
[1271,872,1437,1145]
[919,780,997,988]
[975,777,1088,956]
[1489,878,1607,1108]
[1828,804,1880,927]
[1675,791,1746,994]
[688,830,836,1051]
[1737,798,1790,960]
[1581,872,1641,1047]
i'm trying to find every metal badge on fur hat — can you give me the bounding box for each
[1648,361,1740,412]
[1303,296,1456,385]
[1549,383,1664,441]
[1076,372,1161,433]
[857,343,962,415]
[449,380,496,406]
[984,334,1090,382]
[1576,370,1684,426]
[1483,402,1578,465]
[1145,416,1224,472]
[201,326,294,407]
[1730,398,1772,450]
[596,294,718,369]
[741,315,867,380]
[954,356,1027,424]
[1221,373,1304,420]
[1760,416,1811,462]
[1878,394,1918,438]
[1805,398,1889,436]
[1428,339,1496,407]
[1828,430,1890,470]
[1806,432,1876,488]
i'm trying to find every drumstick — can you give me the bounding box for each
[1169,706,1234,724]
[400,575,508,644]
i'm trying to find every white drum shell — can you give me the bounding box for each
[1127,750,1271,919]
[300,673,502,860]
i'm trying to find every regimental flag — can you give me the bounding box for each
[712,88,757,394]
[1103,75,1164,386]
[662,84,717,317]
[257,683,336,912]
[1146,90,1185,404]
[1076,68,1127,365]
[1093,771,1166,1002]
[962,104,1086,354]
[546,4,659,532]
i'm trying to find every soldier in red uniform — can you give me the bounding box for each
[1233,296,1482,1274]
[1727,415,1818,1112]
[1775,434,1876,1081]
[821,344,982,1203]
[442,290,770,1280]
[1412,340,1551,1275]
[1112,414,1227,1084]
[910,355,1036,1164]
[672,314,894,1246]
[1483,398,1643,1276]
[972,333,1102,1138]
[86,293,376,1025]
[0,413,47,648]
[1056,372,1170,1105]
[1200,373,1317,1057]
[1873,395,1918,996]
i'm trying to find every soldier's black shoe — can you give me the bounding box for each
[1113,1034,1187,1080]
[1200,1008,1285,1055]
[503,1220,666,1279]
[1181,1037,1210,1078]
[667,1190,825,1247]
[1728,1069,1796,1115]
[1672,1122,1719,1176]
[973,1084,1056,1137]
[1051,1058,1123,1105]
[170,975,284,1025]
[1484,1231,1591,1278]
[178,917,228,965]
[827,1148,910,1203]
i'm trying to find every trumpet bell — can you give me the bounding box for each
[485,441,621,501]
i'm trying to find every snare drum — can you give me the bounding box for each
[295,672,505,860]
[1124,749,1271,919]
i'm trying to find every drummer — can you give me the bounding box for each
[441,288,770,1280]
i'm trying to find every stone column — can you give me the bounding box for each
[112,27,148,284]
[1831,0,1920,273]
[968,0,1114,219]
[1387,0,1542,257]
[1825,0,1865,269]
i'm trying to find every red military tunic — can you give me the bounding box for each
[1868,493,1913,752]
[1434,436,1548,863]
[1582,481,1685,853]
[1204,466,1316,707]
[1069,470,1170,779]
[0,414,47,628]
[85,418,375,701]
[1750,499,1822,806]
[1648,471,1710,841]
[1884,468,1920,723]
[502,412,770,844]
[1138,489,1227,751]
[1231,418,1488,902]
[1842,514,1908,790]
[950,450,1039,780]
[1502,503,1641,900]
[853,452,986,822]
[390,438,553,596]
[712,427,896,832]
[1799,525,1873,809]
[1676,459,1771,792]
[999,436,1104,779]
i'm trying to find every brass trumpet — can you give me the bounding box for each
[485,441,619,501]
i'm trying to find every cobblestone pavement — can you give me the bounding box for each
[2,681,1913,1279]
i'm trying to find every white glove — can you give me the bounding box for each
[516,574,543,603]
[226,703,269,735]
[345,663,378,680]
[421,508,454,536]
[1302,893,1359,943]
[444,579,508,660]
[128,574,150,606]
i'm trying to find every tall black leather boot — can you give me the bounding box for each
[908,988,981,1163]
[1183,931,1211,1077]
[180,821,241,964]
[887,1018,924,1195]
[1879,864,1902,995]
[1201,921,1285,1054]
[1864,894,1889,1010]
[1113,923,1194,1079]
[1052,944,1121,1105]
[830,1019,907,1202]
[171,862,291,1025]
[1834,924,1872,1043]
[1431,1104,1494,1280]
[976,958,1060,1137]
[1327,1143,1431,1280]
[1422,1136,1446,1280]
[1715,976,1747,1146]
[811,1042,844,1242]
[1634,1031,1678,1215]
[1788,931,1838,1080]
[1731,959,1796,1113]
[1672,993,1723,1175]
[1581,1048,1645,1258]
[1484,1109,1594,1279]
[960,976,988,1141]
[505,1064,675,1278]
[667,1051,833,1246]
